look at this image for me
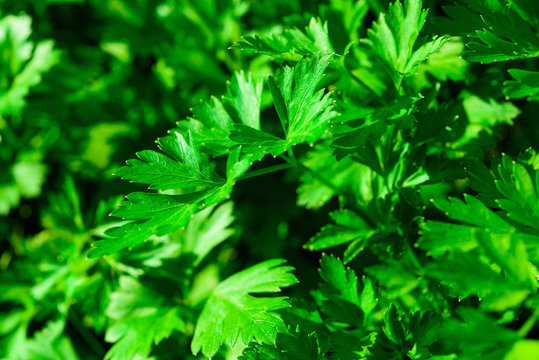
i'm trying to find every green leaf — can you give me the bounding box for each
[12,319,79,360]
[296,144,362,210]
[463,93,520,128]
[319,254,361,306]
[505,340,539,360]
[359,277,377,319]
[180,96,234,155]
[439,308,522,359]
[179,71,263,156]
[231,53,336,160]
[271,52,336,146]
[104,277,185,360]
[315,254,375,326]
[239,326,325,360]
[224,71,264,130]
[468,152,539,230]
[420,194,538,293]
[268,75,288,135]
[505,68,539,102]
[365,0,446,80]
[88,131,235,258]
[450,92,520,149]
[182,201,235,264]
[191,259,298,358]
[424,253,529,311]
[419,38,469,82]
[0,15,59,114]
[0,184,20,216]
[367,261,421,300]
[305,210,376,263]
[275,327,325,360]
[229,124,287,162]
[383,306,406,345]
[331,96,419,169]
[231,18,334,59]
[465,9,539,63]
[239,342,281,360]
[90,187,232,258]
[0,158,48,216]
[11,161,47,198]
[509,0,539,27]
[115,131,223,191]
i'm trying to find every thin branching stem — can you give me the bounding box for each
[238,163,294,180]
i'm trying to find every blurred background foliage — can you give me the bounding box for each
[1,0,538,359]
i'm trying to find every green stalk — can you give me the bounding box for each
[235,148,340,195]
[68,311,106,356]
[238,163,294,180]
[518,308,539,337]
[280,153,341,194]
[348,71,384,105]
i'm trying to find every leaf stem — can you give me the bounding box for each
[280,154,341,194]
[405,238,421,269]
[238,163,294,180]
[518,308,539,337]
[236,149,341,195]
[68,311,106,355]
[347,71,384,105]
[287,148,297,162]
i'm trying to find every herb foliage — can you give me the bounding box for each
[1,0,539,359]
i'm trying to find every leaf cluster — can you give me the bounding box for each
[2,0,539,359]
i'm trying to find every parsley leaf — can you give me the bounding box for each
[115,131,224,191]
[270,53,336,145]
[315,254,377,325]
[465,6,539,63]
[191,259,298,358]
[364,0,446,83]
[231,18,334,60]
[179,71,263,156]
[104,276,185,360]
[505,69,539,101]
[305,210,376,263]
[231,53,336,159]
[88,131,237,258]
[0,15,59,115]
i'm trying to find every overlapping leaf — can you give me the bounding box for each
[467,151,539,232]
[504,69,539,101]
[419,189,538,310]
[305,210,376,263]
[314,254,377,326]
[270,53,336,145]
[191,259,298,358]
[231,18,334,59]
[364,0,446,82]
[88,131,237,258]
[179,71,263,156]
[439,308,539,360]
[0,15,59,115]
[239,326,325,360]
[465,7,539,63]
[104,276,185,360]
[296,144,362,210]
[231,53,336,159]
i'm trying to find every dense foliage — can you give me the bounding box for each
[1,0,539,359]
